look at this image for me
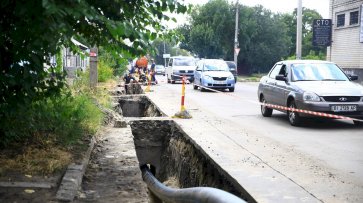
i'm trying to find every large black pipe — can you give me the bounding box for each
[141,165,246,203]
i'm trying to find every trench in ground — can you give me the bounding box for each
[115,95,164,117]
[129,120,253,202]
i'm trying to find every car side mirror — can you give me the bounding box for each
[275,74,287,81]
[349,74,358,81]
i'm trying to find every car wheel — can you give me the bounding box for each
[229,87,235,92]
[260,96,273,117]
[353,120,363,126]
[287,100,302,126]
[193,83,198,90]
[171,80,175,84]
[200,86,205,92]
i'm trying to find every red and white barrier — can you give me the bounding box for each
[193,83,363,122]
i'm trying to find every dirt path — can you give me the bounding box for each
[74,126,149,203]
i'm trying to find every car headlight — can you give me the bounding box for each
[204,75,213,80]
[228,75,234,80]
[303,92,321,102]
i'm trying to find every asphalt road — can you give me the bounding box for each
[154,75,363,202]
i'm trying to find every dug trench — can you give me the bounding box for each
[115,95,252,202]
[115,95,163,118]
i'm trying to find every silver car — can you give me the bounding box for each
[193,59,235,92]
[257,60,363,126]
[155,65,165,76]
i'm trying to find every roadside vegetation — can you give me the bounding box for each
[0,1,187,176]
[0,60,118,175]
[238,74,264,82]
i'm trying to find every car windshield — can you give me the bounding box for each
[291,63,349,81]
[204,60,229,71]
[174,58,195,66]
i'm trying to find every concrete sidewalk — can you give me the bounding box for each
[146,85,320,203]
[74,126,149,203]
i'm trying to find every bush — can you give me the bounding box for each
[98,60,114,82]
[0,89,103,147]
[286,51,326,61]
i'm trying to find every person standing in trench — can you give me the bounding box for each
[123,72,136,94]
[150,59,157,84]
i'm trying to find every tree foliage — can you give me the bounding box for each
[281,7,325,58]
[180,0,234,59]
[0,0,187,139]
[177,1,325,74]
[150,38,191,66]
[179,0,290,73]
[239,5,290,73]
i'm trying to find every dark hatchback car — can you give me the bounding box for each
[257,60,363,126]
[226,61,237,82]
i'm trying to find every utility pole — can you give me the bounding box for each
[234,0,239,74]
[89,47,98,89]
[296,0,302,59]
[163,42,166,67]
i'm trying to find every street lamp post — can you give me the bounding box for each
[163,42,166,67]
[296,0,302,59]
[234,0,239,75]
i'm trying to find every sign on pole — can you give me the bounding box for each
[312,19,332,46]
[234,48,240,55]
[163,54,171,58]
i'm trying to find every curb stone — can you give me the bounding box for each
[55,137,96,202]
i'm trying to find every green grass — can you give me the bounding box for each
[238,73,265,82]
[0,59,118,175]
[0,89,103,147]
[0,69,110,175]
[98,60,114,82]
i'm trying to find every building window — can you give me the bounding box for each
[76,55,80,67]
[349,11,359,25]
[337,14,345,27]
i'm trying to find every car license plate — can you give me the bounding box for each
[331,105,357,112]
[214,81,226,84]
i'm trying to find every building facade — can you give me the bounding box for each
[63,39,89,78]
[327,0,363,82]
[46,39,89,78]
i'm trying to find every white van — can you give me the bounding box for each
[166,56,196,83]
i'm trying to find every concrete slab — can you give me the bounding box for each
[74,126,149,202]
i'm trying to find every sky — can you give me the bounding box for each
[167,0,330,29]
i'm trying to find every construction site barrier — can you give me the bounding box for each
[192,83,363,123]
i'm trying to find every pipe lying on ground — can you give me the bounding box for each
[141,165,246,203]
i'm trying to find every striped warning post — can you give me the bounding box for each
[180,76,186,111]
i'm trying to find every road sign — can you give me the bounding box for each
[163,54,170,58]
[235,48,240,55]
[313,19,332,46]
